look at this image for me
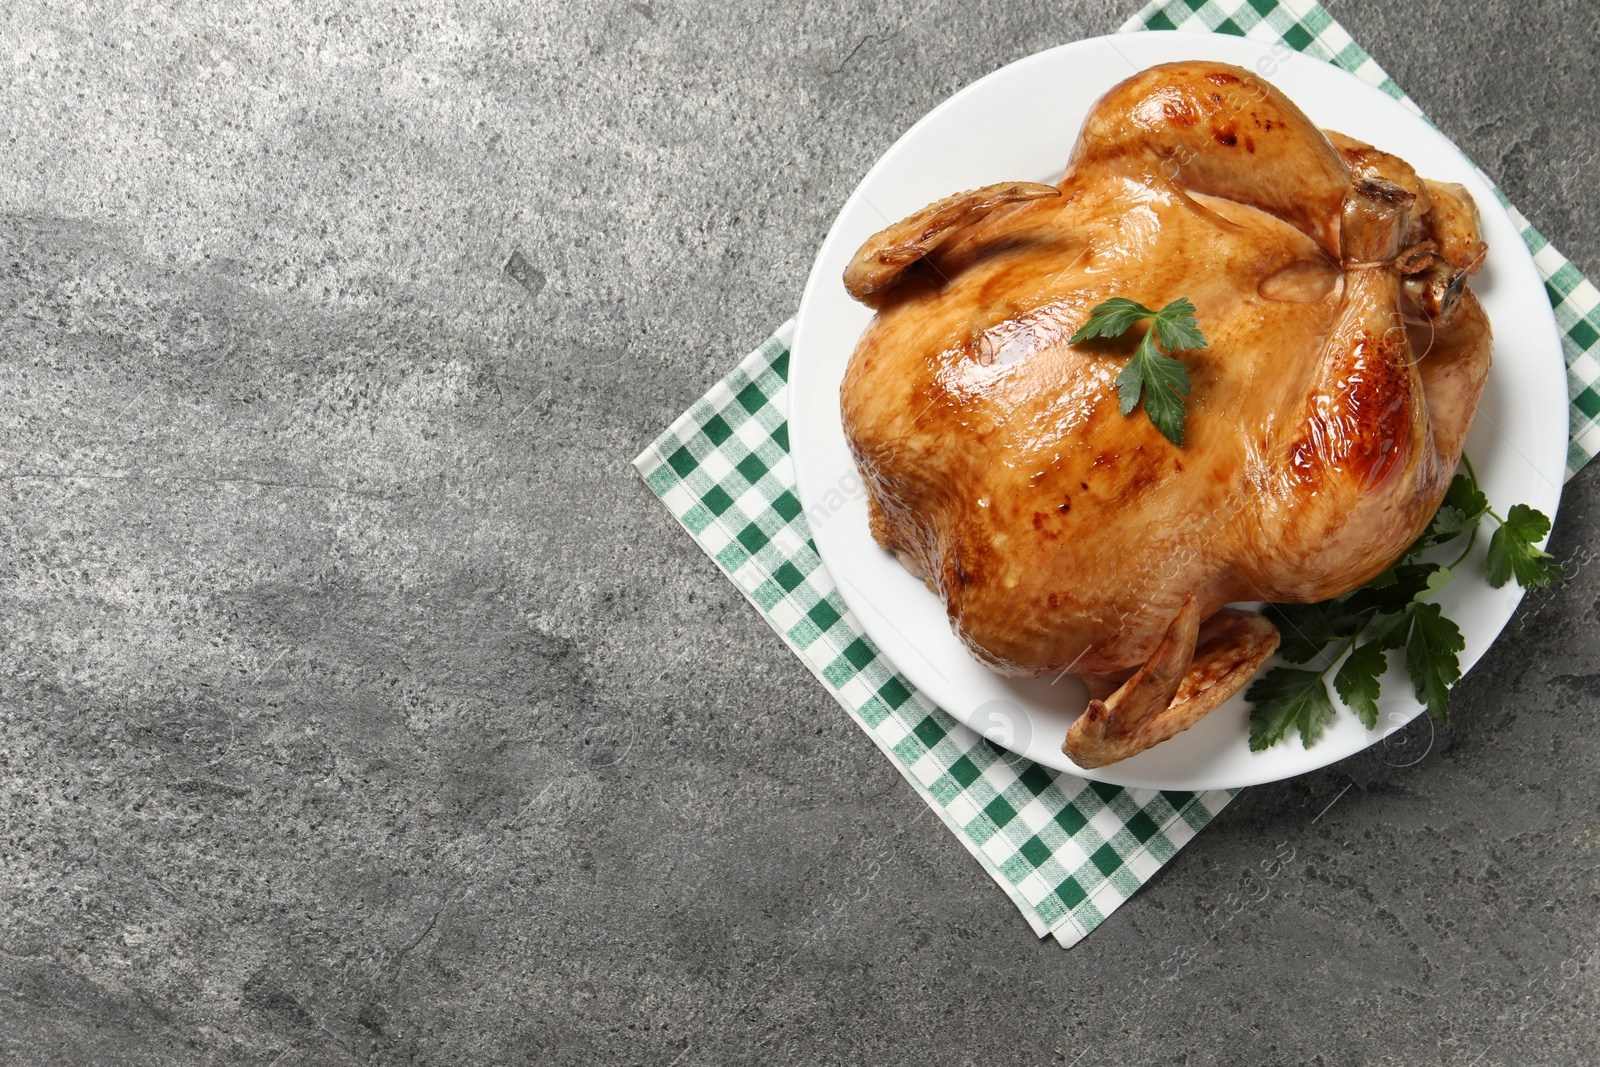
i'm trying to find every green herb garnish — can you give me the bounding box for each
[1246,459,1562,751]
[1246,666,1339,752]
[1069,296,1206,447]
[1486,504,1563,590]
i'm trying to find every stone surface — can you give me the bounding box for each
[1,1,1598,1064]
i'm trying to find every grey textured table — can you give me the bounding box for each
[1,2,1597,1064]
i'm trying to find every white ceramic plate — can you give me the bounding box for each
[788,32,1567,791]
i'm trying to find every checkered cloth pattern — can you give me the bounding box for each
[632,0,1599,946]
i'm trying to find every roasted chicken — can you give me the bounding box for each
[838,61,1491,768]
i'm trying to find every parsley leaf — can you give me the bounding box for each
[1068,297,1155,341]
[1485,503,1563,589]
[1432,475,1490,544]
[1265,601,1362,664]
[1246,668,1337,751]
[1115,335,1192,446]
[1366,609,1412,651]
[1399,475,1489,559]
[1070,295,1205,447]
[1341,562,1441,617]
[1368,567,1398,589]
[1403,601,1464,724]
[1333,640,1386,729]
[1151,298,1207,351]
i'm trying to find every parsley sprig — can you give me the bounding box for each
[1246,458,1563,752]
[1069,297,1206,446]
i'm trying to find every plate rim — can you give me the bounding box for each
[788,31,1567,790]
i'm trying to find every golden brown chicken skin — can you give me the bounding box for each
[839,61,1491,768]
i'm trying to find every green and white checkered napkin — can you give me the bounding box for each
[633,0,1600,946]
